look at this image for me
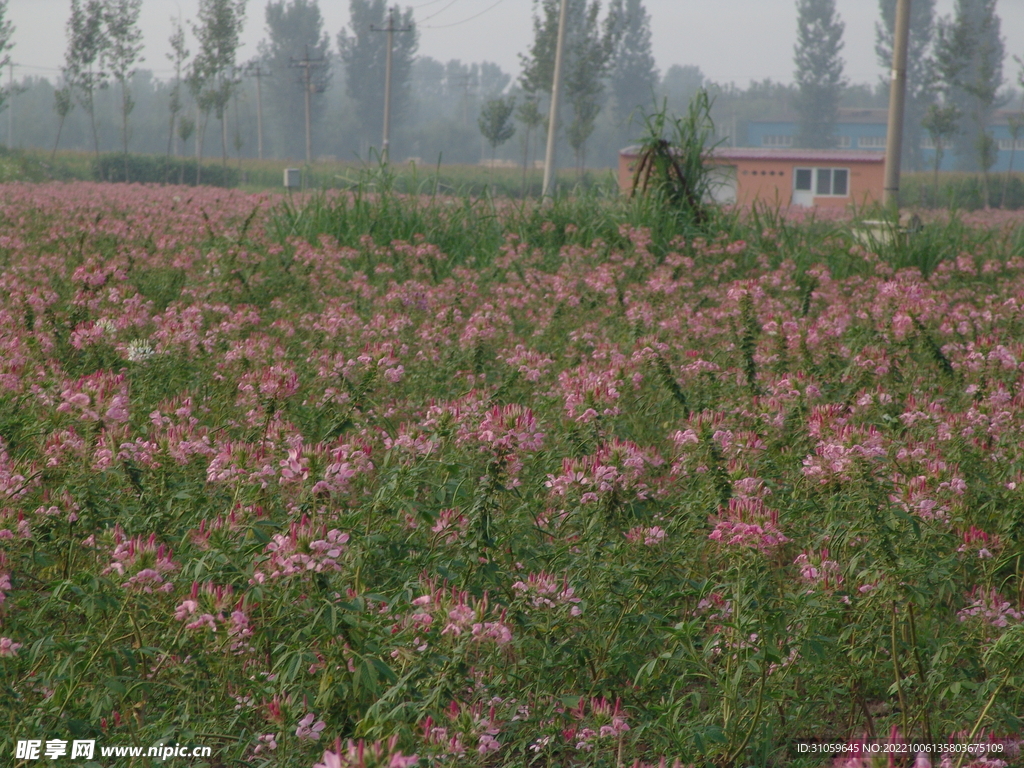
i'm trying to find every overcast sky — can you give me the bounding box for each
[6,0,1024,90]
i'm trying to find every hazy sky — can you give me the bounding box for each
[6,0,1024,90]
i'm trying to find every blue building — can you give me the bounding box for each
[746,108,1024,172]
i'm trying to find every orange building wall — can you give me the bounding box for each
[618,152,884,208]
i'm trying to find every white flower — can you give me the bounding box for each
[126,340,155,362]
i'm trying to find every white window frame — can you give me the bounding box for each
[762,134,793,148]
[837,136,852,149]
[793,167,850,197]
[858,136,887,149]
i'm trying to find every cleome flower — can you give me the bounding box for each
[102,527,178,593]
[250,517,349,583]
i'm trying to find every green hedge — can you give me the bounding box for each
[93,153,240,187]
[901,172,1024,210]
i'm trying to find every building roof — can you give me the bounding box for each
[618,146,886,163]
[751,108,890,125]
[710,147,886,163]
[749,107,1021,127]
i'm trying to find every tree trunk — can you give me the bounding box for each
[121,81,130,183]
[521,127,530,197]
[197,107,207,186]
[87,85,100,160]
[51,115,67,163]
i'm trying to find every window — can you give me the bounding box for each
[762,134,793,147]
[837,136,852,149]
[998,139,1024,151]
[858,136,887,149]
[816,168,832,195]
[795,167,848,197]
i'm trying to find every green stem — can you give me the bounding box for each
[56,596,130,720]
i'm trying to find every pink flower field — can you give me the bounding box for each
[0,181,1023,767]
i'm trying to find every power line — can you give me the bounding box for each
[420,0,506,29]
[418,0,461,23]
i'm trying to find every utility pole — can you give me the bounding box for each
[245,61,270,160]
[883,0,911,212]
[542,0,570,198]
[371,8,413,162]
[6,62,12,148]
[290,46,328,165]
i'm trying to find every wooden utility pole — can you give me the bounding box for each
[883,0,912,211]
[372,8,413,162]
[542,0,570,198]
[245,61,270,160]
[290,47,327,165]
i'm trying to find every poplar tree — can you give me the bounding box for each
[64,0,108,158]
[338,0,418,155]
[875,0,937,170]
[478,96,516,165]
[0,0,15,124]
[934,0,1004,170]
[793,0,847,149]
[260,0,332,160]
[519,0,619,175]
[192,0,247,168]
[167,18,189,160]
[103,0,144,180]
[606,0,658,140]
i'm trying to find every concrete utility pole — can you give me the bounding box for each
[7,62,13,148]
[372,8,412,162]
[245,61,270,160]
[883,0,911,211]
[542,0,570,198]
[290,46,328,165]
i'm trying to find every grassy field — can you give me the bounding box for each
[0,180,1023,767]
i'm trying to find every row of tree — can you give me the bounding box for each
[0,0,1017,174]
[795,0,1017,171]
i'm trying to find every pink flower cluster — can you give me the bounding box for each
[314,735,418,768]
[624,526,667,546]
[794,549,843,590]
[564,696,630,752]
[57,371,130,424]
[957,587,1023,628]
[173,582,253,651]
[420,702,502,759]
[391,585,513,653]
[0,636,22,657]
[251,518,349,583]
[708,497,788,552]
[546,439,663,505]
[511,571,583,614]
[102,529,178,593]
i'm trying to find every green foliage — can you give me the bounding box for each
[337,0,418,152]
[875,0,937,171]
[478,96,517,156]
[64,0,108,157]
[93,152,240,186]
[934,0,1005,170]
[629,90,719,228]
[901,171,1024,209]
[794,0,848,149]
[259,0,333,160]
[606,0,658,136]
